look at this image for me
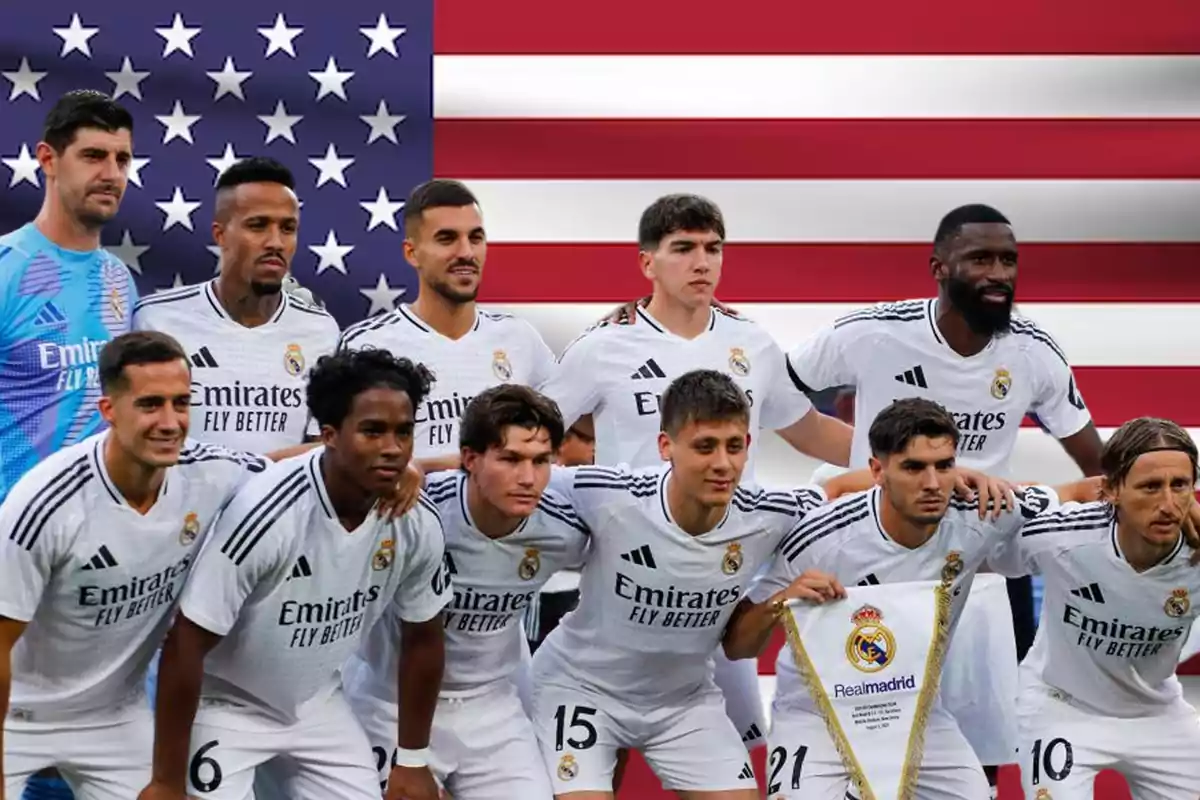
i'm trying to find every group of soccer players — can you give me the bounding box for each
[2,88,1199,800]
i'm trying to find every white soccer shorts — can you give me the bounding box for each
[1017,681,1200,800]
[184,690,378,800]
[712,645,768,749]
[343,656,553,800]
[939,573,1019,765]
[3,700,152,799]
[530,678,758,794]
[765,703,989,800]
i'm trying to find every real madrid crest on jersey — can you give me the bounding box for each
[372,539,396,571]
[728,347,751,377]
[557,754,579,781]
[109,286,125,320]
[1164,587,1191,617]
[284,343,306,377]
[721,542,744,575]
[179,512,200,545]
[990,368,1012,400]
[846,604,896,674]
[940,551,964,585]
[518,548,541,580]
[492,349,513,381]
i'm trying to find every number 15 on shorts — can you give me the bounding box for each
[554,705,598,751]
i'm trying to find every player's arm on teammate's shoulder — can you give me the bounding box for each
[775,408,854,466]
[138,616,222,799]
[386,510,452,800]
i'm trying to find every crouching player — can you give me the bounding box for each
[990,417,1200,800]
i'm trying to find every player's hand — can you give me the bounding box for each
[136,783,188,800]
[597,296,648,326]
[953,468,1016,520]
[378,462,424,520]
[780,569,846,606]
[384,765,441,800]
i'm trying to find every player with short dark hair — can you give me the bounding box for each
[133,157,339,452]
[785,203,1106,788]
[138,348,449,800]
[990,417,1200,800]
[345,384,590,799]
[0,331,269,799]
[725,397,1101,800]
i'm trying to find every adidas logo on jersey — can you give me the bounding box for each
[630,358,667,380]
[894,365,928,388]
[287,555,313,581]
[858,573,880,586]
[737,763,755,781]
[1070,582,1105,603]
[81,545,118,571]
[33,301,67,327]
[619,544,657,568]
[741,723,763,743]
[189,347,219,368]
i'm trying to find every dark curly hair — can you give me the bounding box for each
[307,347,435,429]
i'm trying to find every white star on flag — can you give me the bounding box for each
[107,230,150,274]
[155,13,201,58]
[360,100,405,145]
[206,57,252,101]
[105,57,150,101]
[156,100,201,145]
[126,156,150,188]
[309,144,354,188]
[3,144,39,188]
[360,14,406,58]
[206,144,243,184]
[309,57,354,101]
[53,13,99,58]
[155,187,202,231]
[360,187,404,231]
[360,274,405,316]
[310,230,354,274]
[257,13,303,58]
[3,58,47,101]
[258,101,302,144]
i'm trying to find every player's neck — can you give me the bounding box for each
[34,202,101,252]
[102,437,166,515]
[465,482,524,539]
[214,277,282,328]
[665,475,726,536]
[1116,522,1180,573]
[318,452,377,531]
[878,495,938,549]
[933,295,991,357]
[411,290,476,340]
[645,293,711,340]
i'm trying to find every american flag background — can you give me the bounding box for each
[2,2,1198,797]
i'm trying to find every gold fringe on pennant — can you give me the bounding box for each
[781,583,953,800]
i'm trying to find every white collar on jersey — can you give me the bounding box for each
[396,303,481,338]
[90,433,171,508]
[203,280,288,326]
[635,305,716,337]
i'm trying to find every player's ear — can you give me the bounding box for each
[211,220,226,249]
[657,431,671,462]
[868,455,885,486]
[929,253,947,281]
[35,141,58,178]
[97,395,115,425]
[638,249,655,281]
[461,448,479,475]
[402,236,419,269]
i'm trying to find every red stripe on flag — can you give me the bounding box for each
[433,0,1200,54]
[478,244,1200,303]
[435,119,1200,180]
[1070,367,1200,428]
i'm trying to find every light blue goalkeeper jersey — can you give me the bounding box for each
[0,222,138,501]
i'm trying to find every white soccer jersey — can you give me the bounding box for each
[751,485,1059,714]
[540,306,813,479]
[353,470,590,701]
[338,305,556,458]
[535,464,826,701]
[132,280,340,452]
[990,503,1200,717]
[179,448,451,724]
[786,298,1092,476]
[0,433,266,716]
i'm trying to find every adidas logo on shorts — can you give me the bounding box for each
[741,723,763,743]
[737,763,754,781]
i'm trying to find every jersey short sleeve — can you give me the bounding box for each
[1025,331,1092,439]
[178,441,270,507]
[538,327,606,427]
[391,495,453,624]
[0,466,75,622]
[179,481,292,636]
[524,322,558,390]
[747,490,845,604]
[784,313,871,393]
[987,497,1096,578]
[758,337,814,430]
